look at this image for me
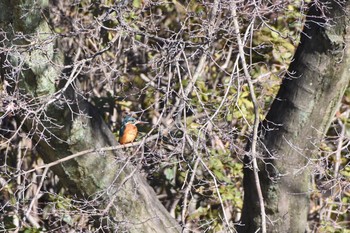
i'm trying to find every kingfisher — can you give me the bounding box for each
[119,116,147,144]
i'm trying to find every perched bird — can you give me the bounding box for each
[119,116,147,144]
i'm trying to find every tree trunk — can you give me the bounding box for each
[240,2,350,232]
[0,0,180,232]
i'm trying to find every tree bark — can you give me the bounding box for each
[240,1,350,232]
[0,0,180,232]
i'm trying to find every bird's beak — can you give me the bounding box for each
[135,120,148,125]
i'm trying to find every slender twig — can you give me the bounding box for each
[334,118,346,179]
[200,158,235,232]
[22,134,159,175]
[25,166,48,219]
[102,164,138,215]
[181,156,200,224]
[230,2,267,233]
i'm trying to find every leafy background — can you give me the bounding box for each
[0,0,349,232]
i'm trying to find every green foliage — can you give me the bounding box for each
[208,152,243,207]
[2,0,349,232]
[22,227,43,233]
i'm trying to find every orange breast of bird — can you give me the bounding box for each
[119,124,138,144]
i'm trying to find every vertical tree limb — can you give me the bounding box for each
[240,2,350,232]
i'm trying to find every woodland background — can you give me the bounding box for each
[0,0,349,232]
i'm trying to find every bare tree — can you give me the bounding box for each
[1,0,349,232]
[0,0,180,232]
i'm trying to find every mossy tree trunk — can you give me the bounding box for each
[239,2,350,232]
[0,0,180,232]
